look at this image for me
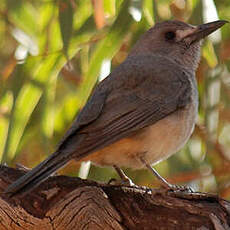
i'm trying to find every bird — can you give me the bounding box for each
[5,19,228,196]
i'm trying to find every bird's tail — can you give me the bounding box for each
[4,150,70,197]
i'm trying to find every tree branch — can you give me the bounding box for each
[0,165,230,230]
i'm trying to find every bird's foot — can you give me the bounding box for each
[139,158,193,193]
[108,177,136,187]
[164,183,194,193]
[121,177,136,186]
[112,165,138,187]
[108,178,117,185]
[15,163,31,172]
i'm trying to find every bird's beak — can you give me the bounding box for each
[182,20,228,44]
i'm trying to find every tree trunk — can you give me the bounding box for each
[0,165,230,230]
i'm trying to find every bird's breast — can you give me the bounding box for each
[141,100,197,166]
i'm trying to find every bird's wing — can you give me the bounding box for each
[58,55,193,157]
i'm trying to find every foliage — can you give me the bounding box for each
[0,0,230,198]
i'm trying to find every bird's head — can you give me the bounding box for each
[130,20,228,71]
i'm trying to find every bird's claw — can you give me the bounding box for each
[108,177,136,187]
[166,184,194,193]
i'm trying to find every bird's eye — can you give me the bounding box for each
[165,31,176,41]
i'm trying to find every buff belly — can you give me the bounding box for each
[81,102,197,169]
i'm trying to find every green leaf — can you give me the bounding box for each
[142,0,154,26]
[54,93,80,133]
[104,0,116,17]
[0,91,13,160]
[79,0,133,104]
[58,0,74,59]
[1,54,65,163]
[41,72,57,139]
[202,40,218,68]
[73,0,92,31]
[8,1,38,36]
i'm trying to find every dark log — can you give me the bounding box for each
[0,165,230,230]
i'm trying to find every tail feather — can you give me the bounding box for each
[5,151,69,197]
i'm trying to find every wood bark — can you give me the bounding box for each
[0,165,230,230]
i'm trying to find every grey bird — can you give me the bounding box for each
[5,20,228,196]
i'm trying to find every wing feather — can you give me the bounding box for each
[58,55,192,159]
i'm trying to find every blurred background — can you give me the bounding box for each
[0,0,230,198]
